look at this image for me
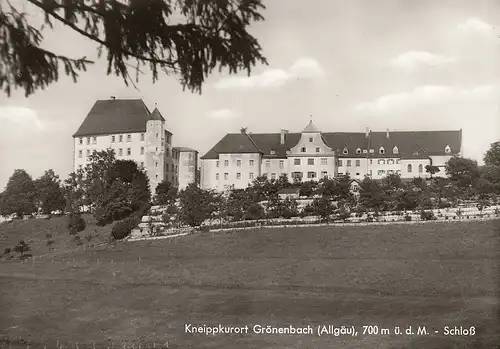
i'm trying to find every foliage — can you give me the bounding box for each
[336,207,351,222]
[34,169,66,214]
[425,165,440,177]
[111,217,138,240]
[154,180,178,206]
[484,141,500,167]
[309,197,335,221]
[358,177,385,211]
[67,212,86,235]
[1,0,267,97]
[4,247,11,255]
[0,169,36,216]
[179,183,220,227]
[445,157,480,189]
[299,180,318,197]
[420,210,436,221]
[225,188,253,221]
[265,196,299,219]
[13,240,30,257]
[245,203,265,220]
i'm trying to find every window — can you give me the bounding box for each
[388,159,394,165]
[236,160,241,167]
[356,148,361,154]
[308,158,314,165]
[418,164,423,173]
[78,150,82,158]
[309,137,313,142]
[343,147,348,155]
[294,159,301,165]
[369,159,373,165]
[156,174,158,179]
[338,172,344,176]
[86,137,90,145]
[387,170,394,175]
[377,170,385,176]
[292,172,303,179]
[270,150,276,155]
[262,173,268,179]
[378,159,386,165]
[307,171,317,179]
[119,135,123,142]
[140,133,145,141]
[127,148,131,156]
[155,161,158,167]
[224,160,229,167]
[355,160,360,167]
[155,133,158,138]
[111,136,115,143]
[265,160,270,167]
[321,171,328,178]
[396,170,401,175]
[407,164,413,173]
[92,137,97,144]
[396,159,400,164]
[166,164,169,172]
[379,147,385,154]
[216,173,219,180]
[369,170,372,176]
[86,150,90,157]
[279,160,284,169]
[271,173,276,180]
[236,173,241,180]
[445,145,451,154]
[346,160,352,167]
[301,147,306,152]
[320,158,327,165]
[140,162,144,168]
[249,172,254,180]
[224,173,228,180]
[369,149,374,153]
[393,146,399,154]
[363,149,368,154]
[119,148,123,156]
[316,147,320,153]
[216,161,219,167]
[249,160,254,166]
[356,173,360,176]
[127,134,131,142]
[338,159,343,166]
[79,138,83,145]
[140,147,144,155]
[156,147,158,152]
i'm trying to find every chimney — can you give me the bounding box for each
[240,127,247,134]
[280,129,289,145]
[365,127,370,138]
[386,128,390,139]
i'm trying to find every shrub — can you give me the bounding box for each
[111,217,138,240]
[246,203,265,220]
[67,212,86,235]
[4,247,11,255]
[445,216,449,220]
[13,240,30,257]
[200,226,210,233]
[404,214,412,221]
[420,210,436,221]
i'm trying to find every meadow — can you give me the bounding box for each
[0,217,499,348]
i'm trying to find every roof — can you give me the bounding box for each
[73,99,151,137]
[149,107,166,122]
[173,147,198,153]
[302,120,319,133]
[277,188,300,195]
[201,130,462,160]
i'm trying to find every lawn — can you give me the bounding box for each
[0,219,499,348]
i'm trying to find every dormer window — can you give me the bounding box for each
[363,149,368,154]
[393,146,399,154]
[356,148,361,154]
[343,147,348,155]
[445,145,451,154]
[270,150,276,155]
[379,146,385,154]
[301,147,306,153]
[369,149,374,153]
[309,137,313,142]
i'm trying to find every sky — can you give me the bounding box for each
[1,0,500,188]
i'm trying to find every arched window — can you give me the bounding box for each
[393,146,399,154]
[379,146,385,154]
[445,145,451,154]
[418,164,423,173]
[343,147,348,155]
[407,164,413,173]
[356,148,361,154]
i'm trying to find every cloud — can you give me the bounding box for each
[214,57,325,90]
[390,51,456,71]
[0,106,45,130]
[207,108,241,119]
[458,18,498,37]
[354,84,499,113]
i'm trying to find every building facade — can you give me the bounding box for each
[173,147,199,190]
[72,98,196,194]
[200,121,463,191]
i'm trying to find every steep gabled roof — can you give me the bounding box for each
[302,120,319,133]
[73,99,150,137]
[201,130,462,160]
[149,107,166,121]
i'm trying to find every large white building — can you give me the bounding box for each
[200,121,463,191]
[72,98,197,194]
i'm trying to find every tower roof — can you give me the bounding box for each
[302,120,319,133]
[149,107,166,122]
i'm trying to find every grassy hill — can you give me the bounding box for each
[0,219,499,348]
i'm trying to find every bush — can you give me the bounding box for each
[4,247,11,255]
[246,203,265,220]
[420,210,436,221]
[67,212,86,235]
[111,217,138,240]
[404,214,412,221]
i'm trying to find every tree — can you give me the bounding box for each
[310,196,335,222]
[34,169,66,214]
[13,240,30,258]
[178,183,219,227]
[299,180,318,197]
[0,169,36,216]
[445,157,480,189]
[154,180,178,206]
[358,177,385,211]
[484,141,500,167]
[226,188,253,221]
[425,165,440,178]
[1,0,267,98]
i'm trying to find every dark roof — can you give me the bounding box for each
[149,107,166,121]
[278,188,300,195]
[201,130,462,159]
[73,99,151,137]
[173,147,198,152]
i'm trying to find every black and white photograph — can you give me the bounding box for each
[1,0,500,348]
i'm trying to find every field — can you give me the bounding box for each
[0,218,499,348]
